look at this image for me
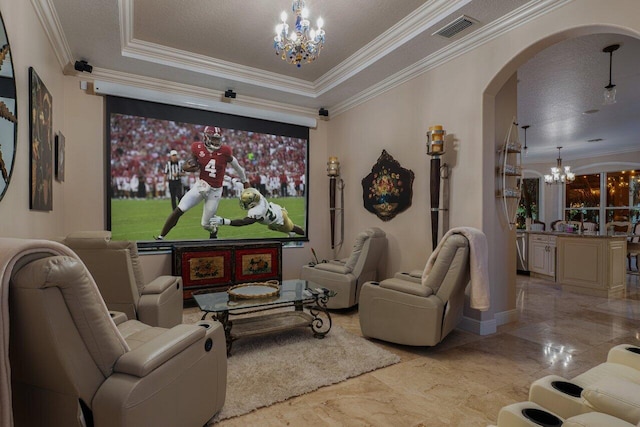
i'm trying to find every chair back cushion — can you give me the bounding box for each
[606,221,632,234]
[633,223,640,243]
[348,228,386,280]
[423,234,469,295]
[10,256,128,417]
[12,256,128,375]
[64,233,145,319]
[422,234,470,338]
[342,230,370,272]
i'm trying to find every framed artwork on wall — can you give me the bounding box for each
[361,149,414,222]
[29,67,53,211]
[55,132,65,182]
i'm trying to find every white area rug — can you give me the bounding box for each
[209,325,400,423]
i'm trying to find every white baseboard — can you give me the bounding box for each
[459,309,519,336]
[494,309,519,326]
[459,316,496,336]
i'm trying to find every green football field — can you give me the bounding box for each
[110,196,306,241]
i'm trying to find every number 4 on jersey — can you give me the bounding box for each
[204,159,217,178]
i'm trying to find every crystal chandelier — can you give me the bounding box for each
[274,1,325,67]
[545,147,575,185]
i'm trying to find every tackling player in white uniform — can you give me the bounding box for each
[210,188,304,236]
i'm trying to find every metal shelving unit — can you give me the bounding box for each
[497,119,523,230]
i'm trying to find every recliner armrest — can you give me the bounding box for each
[393,270,423,284]
[109,310,128,325]
[312,263,352,274]
[114,324,205,377]
[607,344,640,371]
[141,275,181,295]
[379,278,434,297]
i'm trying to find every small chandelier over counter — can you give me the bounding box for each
[545,146,575,185]
[274,0,325,67]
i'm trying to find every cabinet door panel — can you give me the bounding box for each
[530,242,548,274]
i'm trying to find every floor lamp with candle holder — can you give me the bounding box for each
[426,126,450,250]
[327,156,344,251]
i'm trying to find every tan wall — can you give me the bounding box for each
[62,78,105,232]
[0,0,67,238]
[326,0,640,326]
[2,0,640,328]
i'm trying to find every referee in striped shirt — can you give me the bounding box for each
[164,150,184,210]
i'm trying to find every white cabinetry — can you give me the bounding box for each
[557,236,626,298]
[529,234,556,280]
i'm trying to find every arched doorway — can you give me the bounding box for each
[482,25,640,328]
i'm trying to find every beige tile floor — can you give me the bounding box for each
[207,273,640,426]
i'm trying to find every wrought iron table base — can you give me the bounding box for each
[200,293,333,355]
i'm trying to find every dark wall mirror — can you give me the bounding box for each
[0,11,17,202]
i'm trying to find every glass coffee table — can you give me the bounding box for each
[193,279,336,355]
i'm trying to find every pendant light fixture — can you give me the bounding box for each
[602,44,620,105]
[521,125,530,158]
[544,147,575,185]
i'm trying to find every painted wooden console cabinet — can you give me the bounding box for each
[527,231,627,298]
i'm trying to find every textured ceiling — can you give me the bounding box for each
[517,33,640,163]
[42,0,640,162]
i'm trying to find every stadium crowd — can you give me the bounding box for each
[109,114,307,202]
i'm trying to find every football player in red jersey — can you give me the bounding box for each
[154,126,249,240]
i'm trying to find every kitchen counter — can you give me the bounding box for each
[525,231,626,298]
[524,230,627,240]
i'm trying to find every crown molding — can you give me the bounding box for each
[119,0,315,97]
[34,0,572,118]
[30,0,73,68]
[314,0,472,95]
[121,38,316,97]
[118,0,133,50]
[330,0,573,117]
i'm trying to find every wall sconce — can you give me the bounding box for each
[327,156,344,250]
[426,125,449,250]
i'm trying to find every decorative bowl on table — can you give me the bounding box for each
[227,280,280,300]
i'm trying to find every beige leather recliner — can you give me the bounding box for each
[491,344,640,427]
[9,254,226,427]
[300,227,386,309]
[492,401,638,427]
[528,343,640,424]
[359,233,470,346]
[62,231,183,327]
